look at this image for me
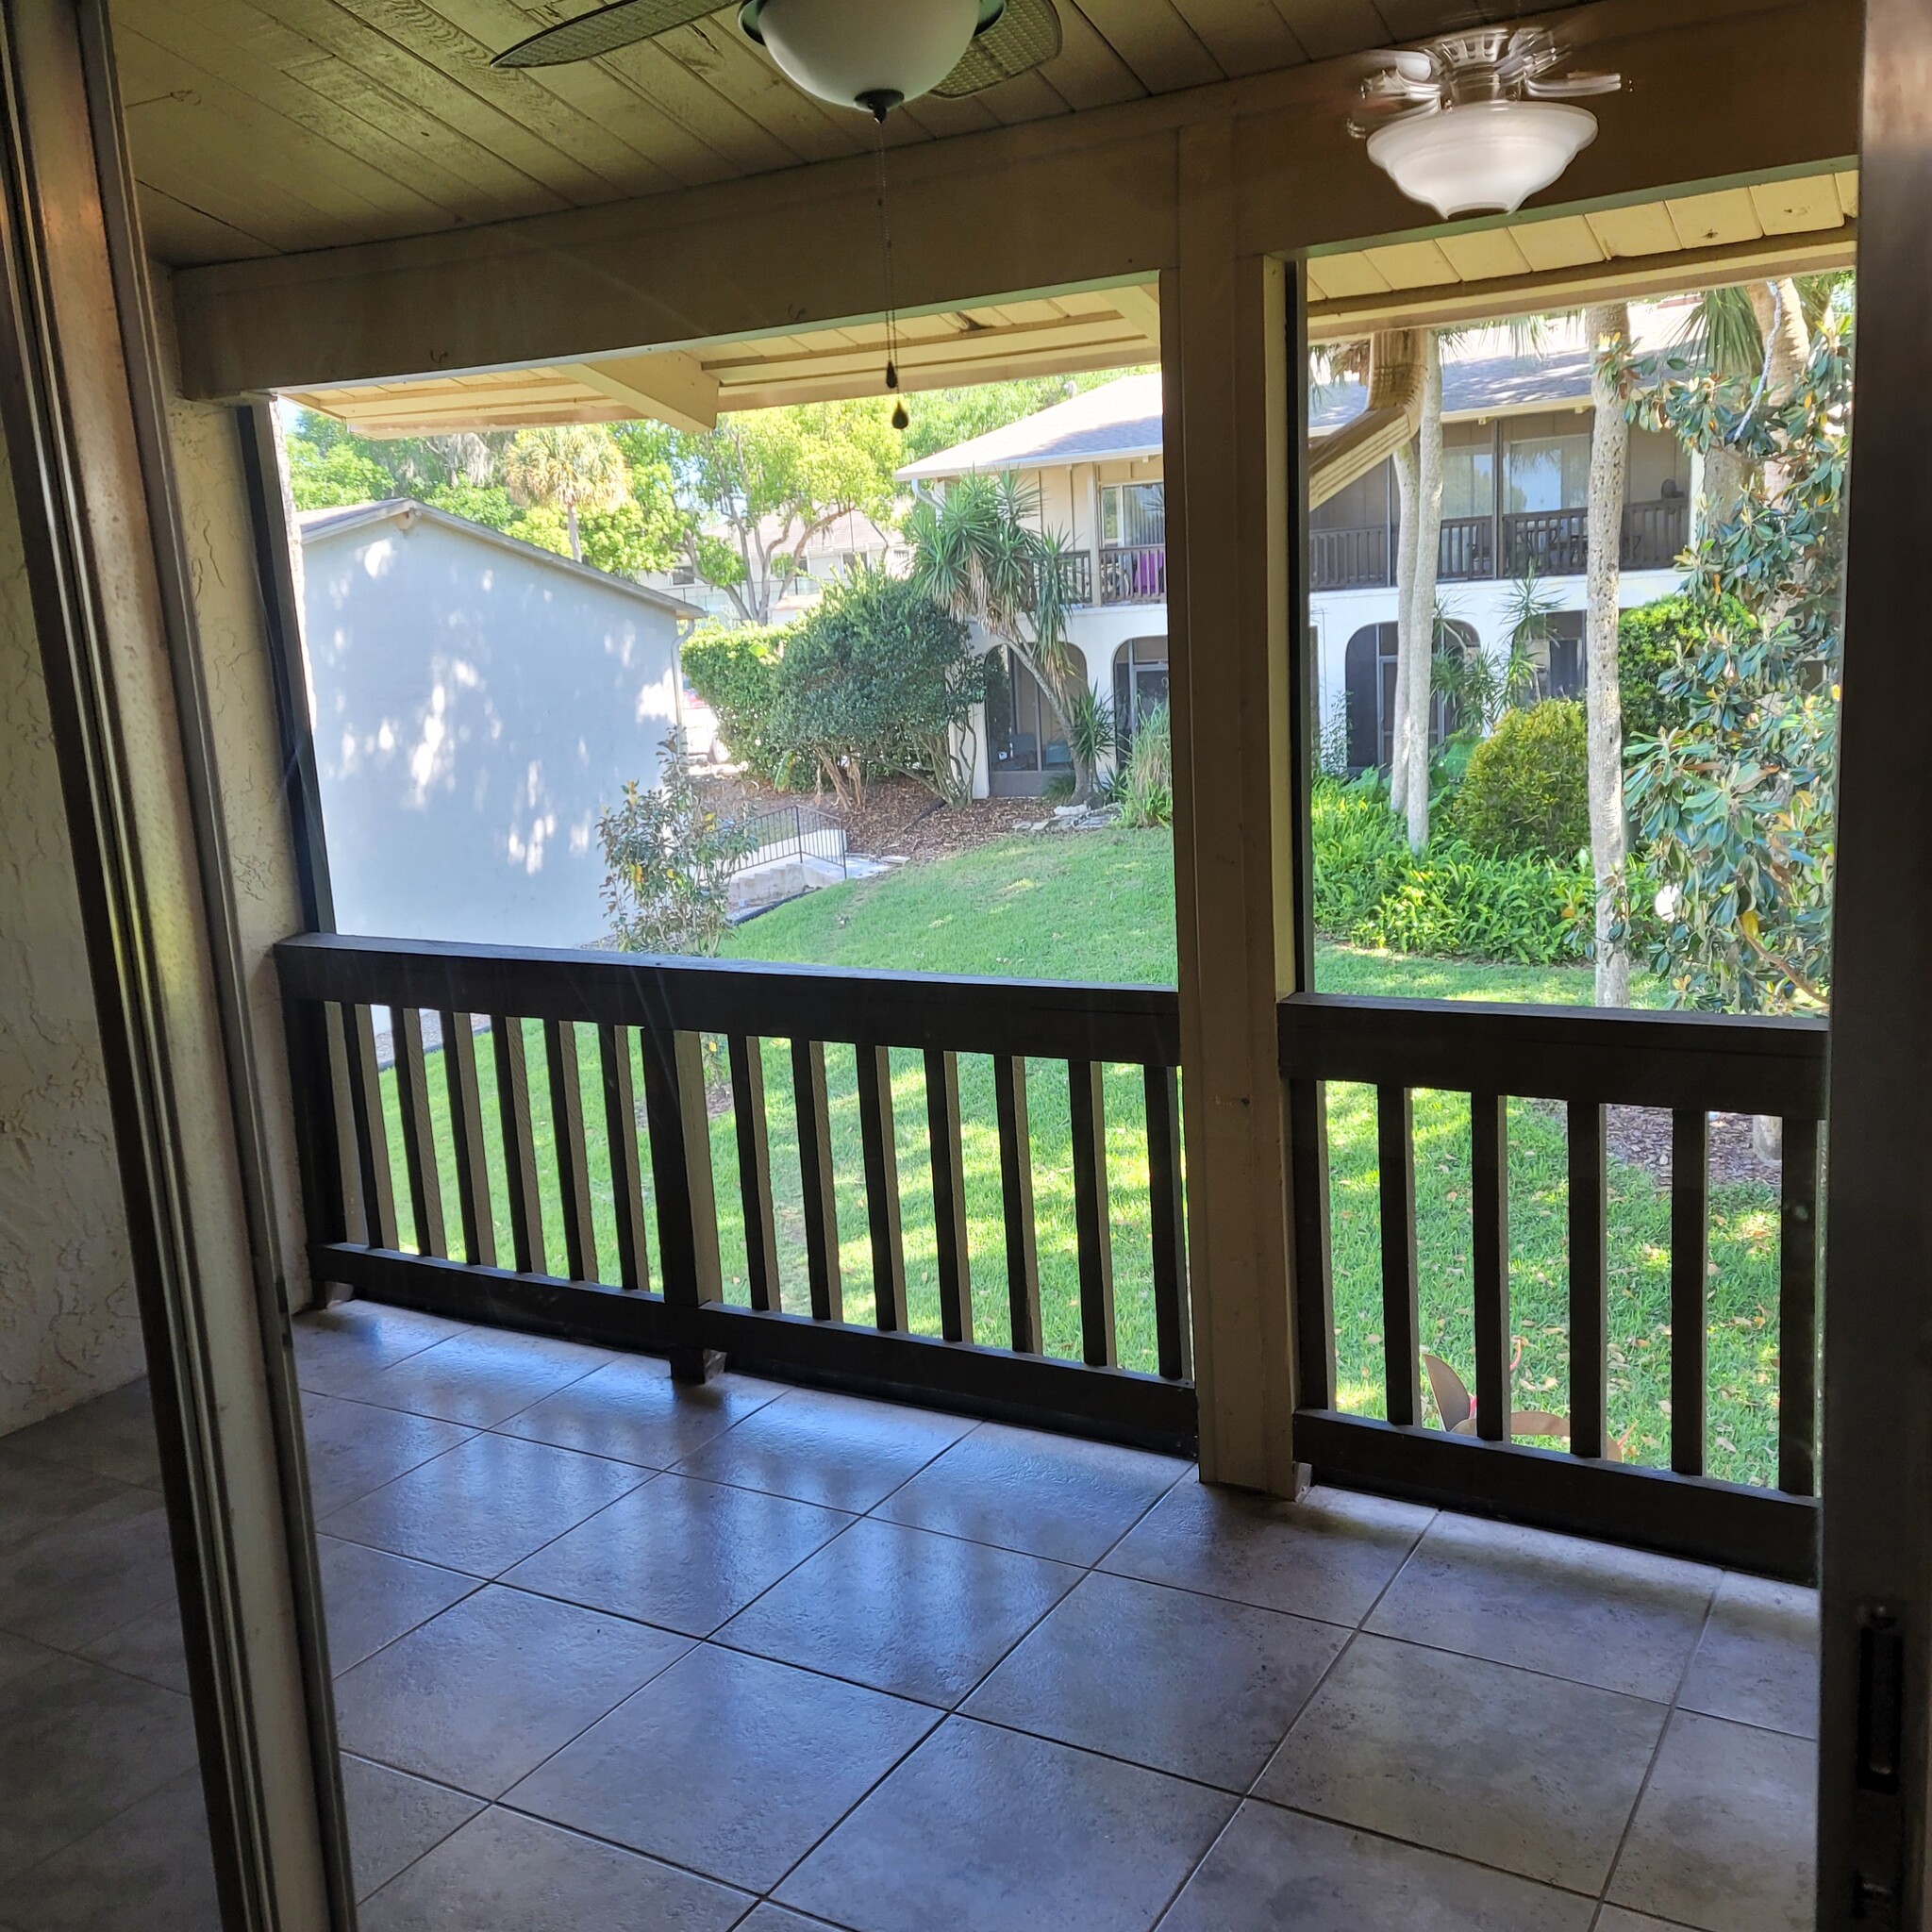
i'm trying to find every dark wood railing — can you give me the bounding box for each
[1310,525,1391,591]
[1281,993,1826,1580]
[1050,550,1093,607]
[276,935,1194,1450]
[1437,514,1495,581]
[1623,497,1690,570]
[1099,543,1166,604]
[1502,508,1590,576]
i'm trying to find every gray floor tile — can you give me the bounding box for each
[965,1570,1347,1789]
[1257,1633,1664,1891]
[509,1644,935,1892]
[1367,1513,1718,1700]
[1607,1709,1815,1932]
[1596,1912,1699,1930]
[1103,1481,1432,1625]
[358,1807,751,1932]
[740,1911,851,1931]
[332,1584,689,1798]
[778,1715,1232,1932]
[80,1599,190,1694]
[497,1355,785,1467]
[0,1382,161,1490]
[291,1302,468,1399]
[350,1327,611,1428]
[675,1388,974,1512]
[0,1628,59,1690]
[1156,1799,1595,1932]
[318,1536,479,1674]
[300,1391,475,1515]
[874,1423,1187,1566]
[320,1430,645,1576]
[341,1755,483,1902]
[0,1654,199,1881]
[8,1769,218,1931]
[506,1473,850,1636]
[0,1488,177,1649]
[1677,1573,1819,1739]
[0,1449,130,1554]
[720,1517,1077,1706]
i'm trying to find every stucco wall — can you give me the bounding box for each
[302,513,683,948]
[0,428,144,1433]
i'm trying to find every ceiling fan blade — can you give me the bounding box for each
[1524,69,1623,97]
[1346,95,1440,138]
[931,0,1062,97]
[492,0,721,68]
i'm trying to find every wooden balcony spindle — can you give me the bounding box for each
[392,1008,446,1257]
[598,1024,650,1292]
[1779,1117,1822,1495]
[492,1015,546,1276]
[543,1018,598,1284]
[1287,1076,1336,1412]
[438,1011,495,1269]
[1670,1108,1710,1475]
[728,1035,780,1314]
[791,1038,842,1324]
[924,1048,973,1344]
[994,1056,1041,1354]
[1567,1101,1609,1460]
[1068,1058,1116,1369]
[1470,1091,1510,1442]
[342,1003,397,1251]
[640,1026,724,1380]
[1144,1063,1191,1382]
[1376,1086,1421,1426]
[857,1043,908,1332]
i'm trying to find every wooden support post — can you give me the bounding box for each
[1166,147,1300,1491]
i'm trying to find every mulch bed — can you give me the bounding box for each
[1531,1100,1779,1188]
[697,771,1046,864]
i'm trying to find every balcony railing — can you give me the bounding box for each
[1049,550,1092,607]
[1502,507,1590,576]
[1622,497,1690,570]
[1310,525,1391,591]
[1281,992,1826,1579]
[275,935,1194,1450]
[1437,514,1495,582]
[1099,543,1166,604]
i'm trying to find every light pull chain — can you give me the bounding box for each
[871,107,908,430]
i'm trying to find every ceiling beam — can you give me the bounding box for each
[1108,282,1162,352]
[560,348,718,432]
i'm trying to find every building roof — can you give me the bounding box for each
[296,499,703,620]
[895,373,1164,483]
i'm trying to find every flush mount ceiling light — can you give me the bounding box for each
[1350,29,1621,220]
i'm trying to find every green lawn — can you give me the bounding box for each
[377,828,1786,1485]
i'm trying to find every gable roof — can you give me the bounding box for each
[896,374,1164,483]
[296,499,702,620]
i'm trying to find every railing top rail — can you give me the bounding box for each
[1279,991,1827,1118]
[277,931,1180,1064]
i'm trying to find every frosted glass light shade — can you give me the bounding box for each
[1366,99,1598,219]
[750,0,982,111]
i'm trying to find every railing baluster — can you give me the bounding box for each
[1287,1076,1335,1411]
[1778,1117,1822,1495]
[791,1038,842,1324]
[1068,1058,1116,1369]
[544,1018,597,1283]
[995,1057,1041,1354]
[1144,1063,1191,1381]
[1376,1085,1421,1426]
[857,1043,908,1331]
[1567,1101,1608,1459]
[1470,1091,1510,1442]
[729,1035,780,1314]
[924,1048,973,1343]
[641,1026,724,1381]
[492,1014,545,1275]
[599,1023,650,1292]
[392,1008,446,1257]
[1671,1108,1709,1476]
[343,1003,397,1250]
[439,1011,494,1268]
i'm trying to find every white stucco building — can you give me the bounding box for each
[298,501,699,948]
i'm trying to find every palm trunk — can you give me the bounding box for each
[566,499,582,562]
[1390,439,1419,813]
[1584,302,1632,1008]
[1403,334,1444,853]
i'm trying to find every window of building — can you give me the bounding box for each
[1100,481,1166,549]
[1111,637,1170,748]
[985,645,1082,795]
[1504,428,1591,513]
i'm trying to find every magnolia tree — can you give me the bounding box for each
[1610,297,1851,1012]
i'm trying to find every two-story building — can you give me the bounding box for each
[901,315,1697,795]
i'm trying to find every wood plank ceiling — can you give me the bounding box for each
[113,0,1570,269]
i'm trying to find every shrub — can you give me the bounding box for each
[1617,593,1751,748]
[1311,775,1410,931]
[1447,700,1589,860]
[1119,702,1173,828]
[681,623,786,783]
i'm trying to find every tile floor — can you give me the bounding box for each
[0,1299,1821,1931]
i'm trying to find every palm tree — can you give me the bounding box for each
[1396,333,1444,850]
[907,473,1099,797]
[503,424,628,562]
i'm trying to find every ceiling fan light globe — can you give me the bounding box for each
[1365,98,1598,219]
[752,0,982,110]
